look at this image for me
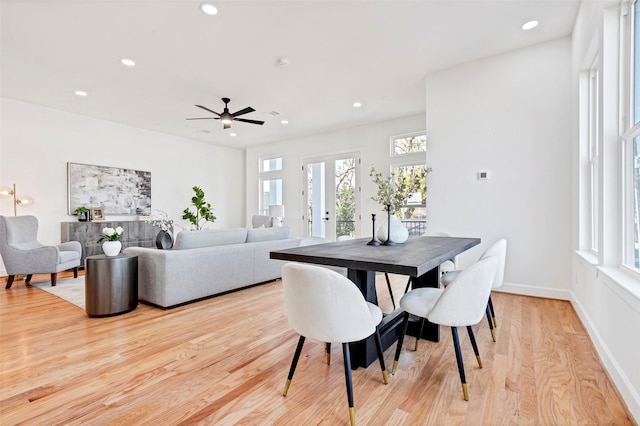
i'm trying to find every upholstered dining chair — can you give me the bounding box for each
[251,214,272,228]
[0,215,82,288]
[392,256,498,401]
[281,262,388,426]
[382,232,459,310]
[440,239,507,342]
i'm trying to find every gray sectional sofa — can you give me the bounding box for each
[123,227,300,308]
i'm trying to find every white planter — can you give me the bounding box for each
[376,214,409,244]
[102,240,122,257]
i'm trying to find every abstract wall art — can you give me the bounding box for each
[67,162,151,215]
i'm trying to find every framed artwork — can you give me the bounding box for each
[90,207,105,221]
[67,162,151,215]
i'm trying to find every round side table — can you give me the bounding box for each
[85,254,138,317]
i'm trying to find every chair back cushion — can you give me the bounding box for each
[251,215,272,228]
[282,263,381,343]
[479,239,507,289]
[172,229,248,250]
[0,215,39,247]
[428,256,497,327]
[245,226,290,243]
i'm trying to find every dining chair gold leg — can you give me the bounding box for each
[283,336,306,397]
[462,383,469,401]
[466,326,482,368]
[349,407,355,426]
[488,295,497,327]
[415,318,425,351]
[392,312,410,375]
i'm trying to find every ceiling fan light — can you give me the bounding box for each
[121,58,136,67]
[200,3,218,15]
[221,118,232,124]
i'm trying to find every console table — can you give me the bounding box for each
[61,221,156,267]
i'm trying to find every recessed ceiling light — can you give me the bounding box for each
[121,58,136,67]
[230,133,237,137]
[202,129,211,133]
[200,3,218,15]
[522,20,539,30]
[281,120,289,125]
[353,101,362,108]
[74,90,88,97]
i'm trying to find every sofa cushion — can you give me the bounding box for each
[245,226,290,243]
[173,229,248,250]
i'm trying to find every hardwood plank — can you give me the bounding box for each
[0,272,636,425]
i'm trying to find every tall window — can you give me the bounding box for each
[390,132,429,236]
[625,1,640,268]
[259,156,283,215]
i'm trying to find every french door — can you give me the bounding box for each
[302,152,361,241]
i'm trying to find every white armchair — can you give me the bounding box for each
[1,215,81,288]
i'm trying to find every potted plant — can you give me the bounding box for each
[74,206,89,222]
[97,226,124,256]
[182,186,216,230]
[369,166,431,245]
[145,210,181,249]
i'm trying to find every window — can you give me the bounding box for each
[391,132,427,156]
[389,131,429,236]
[260,179,282,215]
[261,157,282,172]
[259,156,283,215]
[625,1,640,268]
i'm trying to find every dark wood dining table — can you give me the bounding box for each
[270,235,481,369]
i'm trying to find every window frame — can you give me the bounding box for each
[622,0,640,271]
[258,155,284,216]
[389,131,427,157]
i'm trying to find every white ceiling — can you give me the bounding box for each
[0,0,580,149]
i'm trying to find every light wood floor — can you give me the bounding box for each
[0,272,635,425]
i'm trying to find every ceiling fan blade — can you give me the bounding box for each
[186,117,217,120]
[223,123,231,130]
[231,107,255,117]
[195,105,221,116]
[235,118,265,125]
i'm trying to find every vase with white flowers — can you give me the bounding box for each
[144,210,180,249]
[97,226,124,256]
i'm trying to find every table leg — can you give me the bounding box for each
[347,269,405,369]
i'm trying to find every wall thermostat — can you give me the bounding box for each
[478,171,490,180]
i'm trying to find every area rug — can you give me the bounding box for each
[31,277,85,309]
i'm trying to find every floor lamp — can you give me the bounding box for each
[0,183,34,216]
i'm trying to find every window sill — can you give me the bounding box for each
[575,250,640,313]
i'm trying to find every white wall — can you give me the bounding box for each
[425,37,572,293]
[0,98,245,274]
[245,113,426,238]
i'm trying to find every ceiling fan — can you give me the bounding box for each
[186,97,264,129]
